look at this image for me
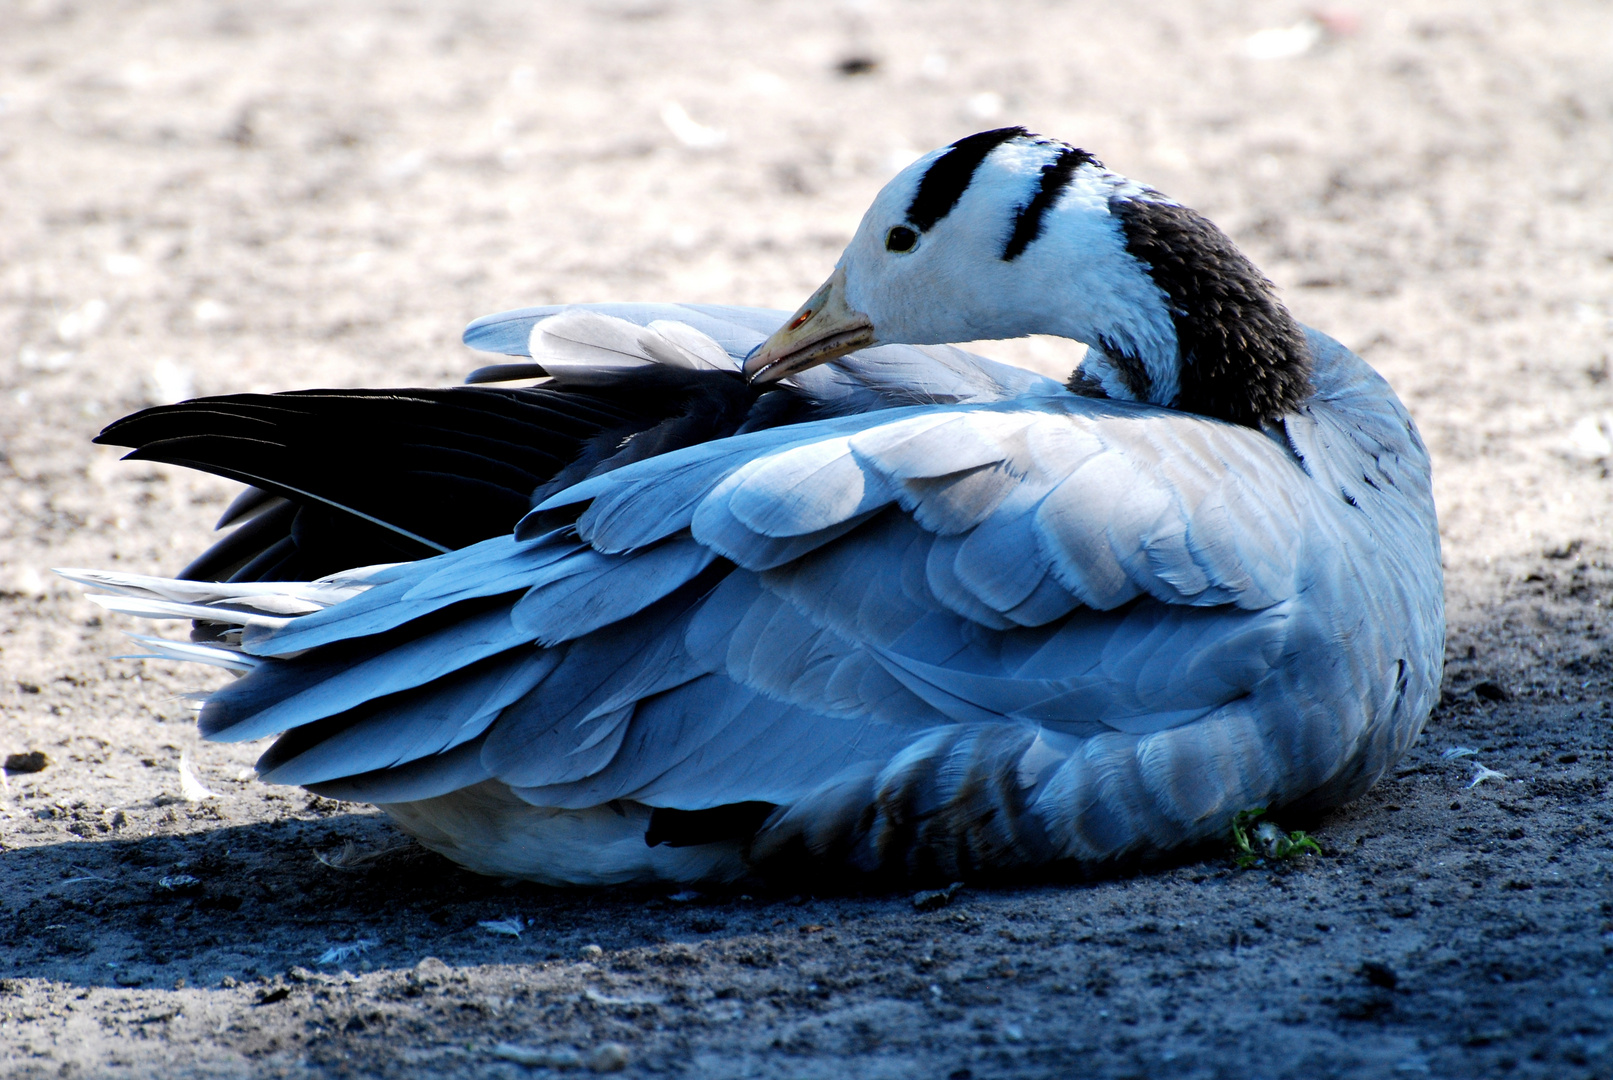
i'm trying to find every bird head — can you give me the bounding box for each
[745,128,1313,427]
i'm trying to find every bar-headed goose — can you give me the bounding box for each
[66,128,1443,884]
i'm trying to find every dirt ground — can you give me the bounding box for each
[2,0,1611,1077]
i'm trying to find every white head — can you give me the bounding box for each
[746,128,1312,427]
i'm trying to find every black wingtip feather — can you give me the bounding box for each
[465,362,549,385]
[103,371,822,584]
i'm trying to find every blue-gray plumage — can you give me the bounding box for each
[65,129,1442,885]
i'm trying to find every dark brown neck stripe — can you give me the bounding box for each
[1108,196,1313,426]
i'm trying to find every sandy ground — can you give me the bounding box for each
[2,0,1612,1076]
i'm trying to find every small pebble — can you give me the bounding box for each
[912,881,964,911]
[491,1042,582,1068]
[589,1042,631,1073]
[579,943,604,960]
[1360,961,1399,989]
[4,751,50,774]
[413,956,450,986]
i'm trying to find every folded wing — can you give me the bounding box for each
[79,311,1385,877]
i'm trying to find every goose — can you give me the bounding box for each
[65,128,1443,885]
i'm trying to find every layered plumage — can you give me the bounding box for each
[68,130,1443,885]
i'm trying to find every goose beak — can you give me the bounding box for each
[744,265,876,384]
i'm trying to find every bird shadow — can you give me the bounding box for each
[1,800,1253,992]
[2,808,727,990]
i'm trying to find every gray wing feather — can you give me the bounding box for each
[258,649,556,785]
[692,497,886,573]
[922,533,1018,629]
[508,537,717,646]
[757,513,951,647]
[871,602,1290,732]
[950,486,1075,618]
[507,674,765,809]
[549,401,1319,623]
[487,700,637,788]
[726,436,897,538]
[305,738,494,805]
[547,414,895,553]
[522,596,713,730]
[846,411,1019,481]
[479,590,714,786]
[707,576,938,724]
[202,604,537,742]
[245,535,585,656]
[616,688,920,810]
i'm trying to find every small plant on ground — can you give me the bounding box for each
[1230,806,1323,869]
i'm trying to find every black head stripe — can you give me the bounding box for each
[1002,145,1095,260]
[905,127,1027,232]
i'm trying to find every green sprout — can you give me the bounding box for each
[1230,806,1322,869]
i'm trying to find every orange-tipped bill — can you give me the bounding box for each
[744,265,876,384]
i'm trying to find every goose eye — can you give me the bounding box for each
[885,226,918,253]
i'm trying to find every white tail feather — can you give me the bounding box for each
[54,567,380,610]
[528,310,737,385]
[121,633,260,673]
[85,594,295,629]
